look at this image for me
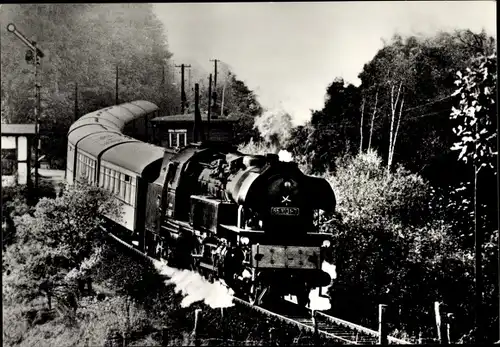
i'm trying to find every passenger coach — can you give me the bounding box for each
[66,101,166,249]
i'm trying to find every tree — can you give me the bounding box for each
[223,73,264,144]
[3,183,121,310]
[323,150,477,341]
[290,78,362,174]
[449,53,497,343]
[1,4,174,168]
[357,31,496,185]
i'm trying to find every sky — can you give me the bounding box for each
[153,1,496,125]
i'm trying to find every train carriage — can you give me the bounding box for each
[99,141,165,246]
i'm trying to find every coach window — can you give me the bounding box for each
[77,154,82,177]
[102,167,106,189]
[76,154,80,175]
[119,173,126,200]
[130,177,136,206]
[104,167,110,190]
[124,175,131,203]
[83,156,88,180]
[99,167,104,187]
[110,169,116,194]
[109,168,114,192]
[90,159,95,184]
[114,170,120,195]
[87,159,92,183]
[86,158,90,182]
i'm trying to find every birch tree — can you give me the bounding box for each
[359,97,366,153]
[367,88,378,152]
[449,53,497,343]
[387,81,403,173]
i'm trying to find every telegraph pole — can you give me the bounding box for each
[220,82,226,117]
[74,82,79,122]
[175,63,191,113]
[34,42,40,189]
[207,74,212,140]
[210,59,218,110]
[162,65,165,86]
[115,65,119,105]
[193,83,204,143]
[7,23,44,190]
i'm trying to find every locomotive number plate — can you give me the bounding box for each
[270,207,299,216]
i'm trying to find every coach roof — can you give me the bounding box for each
[68,124,120,146]
[100,141,165,175]
[77,132,139,158]
[68,101,159,134]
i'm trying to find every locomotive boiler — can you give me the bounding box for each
[66,100,337,306]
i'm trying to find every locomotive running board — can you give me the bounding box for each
[199,262,217,271]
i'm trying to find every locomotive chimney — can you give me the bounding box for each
[193,83,204,142]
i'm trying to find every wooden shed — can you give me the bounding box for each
[150,113,238,149]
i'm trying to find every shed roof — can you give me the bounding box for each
[1,124,36,135]
[151,114,238,123]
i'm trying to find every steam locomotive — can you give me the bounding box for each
[66,100,336,306]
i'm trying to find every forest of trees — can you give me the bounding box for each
[1,4,263,167]
[1,3,498,345]
[280,30,497,343]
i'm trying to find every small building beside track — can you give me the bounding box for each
[1,123,36,187]
[150,113,238,149]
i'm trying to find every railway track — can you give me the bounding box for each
[106,231,410,345]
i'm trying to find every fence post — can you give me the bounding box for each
[378,304,388,345]
[162,326,168,346]
[312,309,320,345]
[221,307,228,346]
[434,301,449,344]
[446,313,454,344]
[193,308,202,347]
[269,327,277,346]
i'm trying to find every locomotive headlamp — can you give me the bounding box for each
[284,181,292,189]
[240,236,250,245]
[322,240,331,248]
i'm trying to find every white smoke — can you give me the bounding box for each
[254,108,293,149]
[153,259,235,309]
[308,261,337,311]
[278,149,293,162]
[283,261,337,311]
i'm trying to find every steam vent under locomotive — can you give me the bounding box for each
[67,100,337,306]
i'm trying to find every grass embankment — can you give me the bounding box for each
[4,241,334,346]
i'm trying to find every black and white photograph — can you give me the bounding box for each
[1,1,497,346]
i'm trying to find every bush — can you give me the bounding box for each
[319,150,484,341]
[2,182,57,250]
[3,183,121,311]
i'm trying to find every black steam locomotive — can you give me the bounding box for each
[66,101,336,306]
